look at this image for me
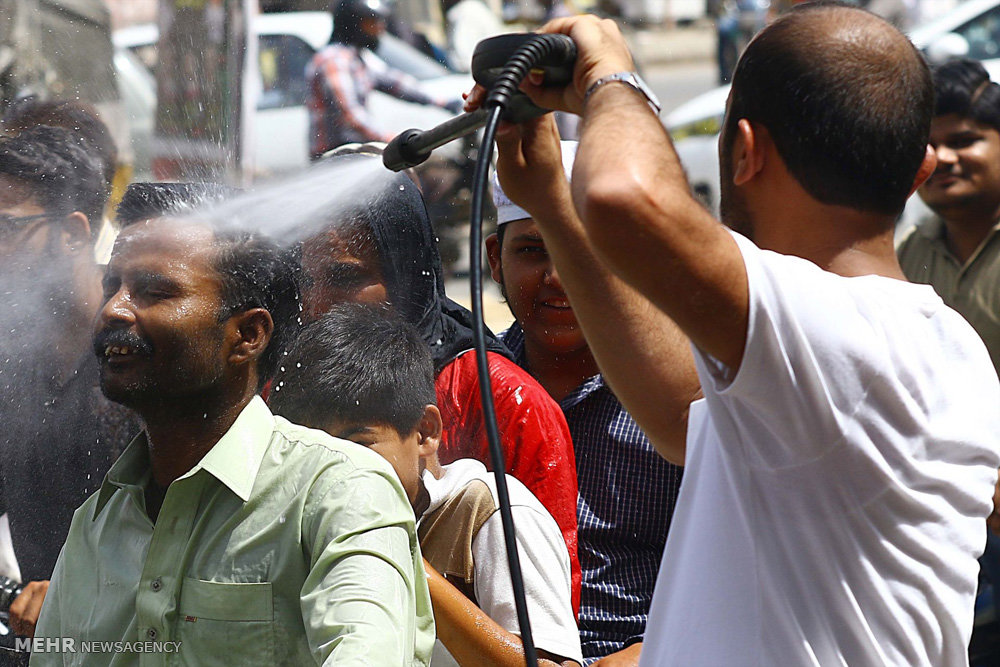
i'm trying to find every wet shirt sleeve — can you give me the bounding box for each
[300,465,434,666]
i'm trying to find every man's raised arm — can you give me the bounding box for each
[493,116,698,463]
[523,16,750,372]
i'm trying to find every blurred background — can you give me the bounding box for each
[0,0,995,325]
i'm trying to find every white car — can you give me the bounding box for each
[665,0,1000,222]
[114,12,472,179]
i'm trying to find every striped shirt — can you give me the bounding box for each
[501,324,683,663]
[306,43,437,157]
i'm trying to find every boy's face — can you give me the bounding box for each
[326,406,441,512]
[333,423,423,504]
[486,218,588,357]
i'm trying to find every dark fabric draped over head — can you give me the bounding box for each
[332,155,511,372]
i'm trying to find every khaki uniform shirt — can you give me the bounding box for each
[897,217,1000,376]
[30,397,434,666]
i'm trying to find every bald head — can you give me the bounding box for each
[725,2,932,216]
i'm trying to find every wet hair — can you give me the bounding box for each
[931,58,1000,131]
[3,97,118,187]
[211,230,301,390]
[0,125,109,228]
[725,1,933,216]
[270,303,436,435]
[117,182,239,226]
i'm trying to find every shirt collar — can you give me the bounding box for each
[501,322,606,409]
[916,215,1000,250]
[500,323,528,367]
[93,396,275,518]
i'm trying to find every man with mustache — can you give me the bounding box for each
[898,58,1000,378]
[31,213,434,665]
[0,126,138,645]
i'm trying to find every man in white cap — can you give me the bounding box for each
[487,141,688,666]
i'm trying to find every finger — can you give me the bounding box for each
[8,588,32,635]
[464,85,489,112]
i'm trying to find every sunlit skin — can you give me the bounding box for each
[918,113,1000,262]
[300,226,389,321]
[486,218,598,401]
[95,221,231,409]
[94,218,272,500]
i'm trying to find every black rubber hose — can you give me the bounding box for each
[469,103,540,667]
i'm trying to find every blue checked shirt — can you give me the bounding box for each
[501,325,683,663]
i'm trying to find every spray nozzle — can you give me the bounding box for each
[382,32,577,172]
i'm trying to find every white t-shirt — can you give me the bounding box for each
[421,459,583,665]
[640,232,1000,667]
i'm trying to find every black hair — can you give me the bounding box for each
[725,1,933,216]
[3,97,118,187]
[211,230,301,390]
[270,303,436,435]
[0,125,109,228]
[931,58,1000,131]
[117,182,239,227]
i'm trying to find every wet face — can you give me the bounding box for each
[299,226,389,322]
[918,114,1000,220]
[329,421,424,507]
[93,219,231,408]
[487,218,587,357]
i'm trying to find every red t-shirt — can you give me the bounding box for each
[435,350,581,614]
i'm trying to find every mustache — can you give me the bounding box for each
[92,328,154,358]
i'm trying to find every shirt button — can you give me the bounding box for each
[147,628,157,640]
[151,577,162,592]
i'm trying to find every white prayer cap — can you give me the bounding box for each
[491,140,577,225]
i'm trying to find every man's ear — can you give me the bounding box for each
[908,144,938,197]
[731,119,766,187]
[59,212,92,253]
[416,404,442,459]
[228,307,274,367]
[485,232,503,285]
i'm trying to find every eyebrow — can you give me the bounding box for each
[335,425,368,439]
[511,233,544,243]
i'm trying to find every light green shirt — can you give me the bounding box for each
[31,396,434,666]
[897,217,1000,376]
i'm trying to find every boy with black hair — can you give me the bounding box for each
[270,304,582,667]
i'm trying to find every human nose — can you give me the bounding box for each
[96,286,135,328]
[543,260,564,291]
[935,144,958,167]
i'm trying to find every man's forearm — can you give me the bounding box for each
[572,79,749,371]
[529,202,697,463]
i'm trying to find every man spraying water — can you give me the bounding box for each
[473,3,1000,664]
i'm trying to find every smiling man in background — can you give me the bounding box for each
[898,57,1000,376]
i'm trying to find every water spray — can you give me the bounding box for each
[385,32,578,667]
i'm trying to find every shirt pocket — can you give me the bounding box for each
[175,578,274,664]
